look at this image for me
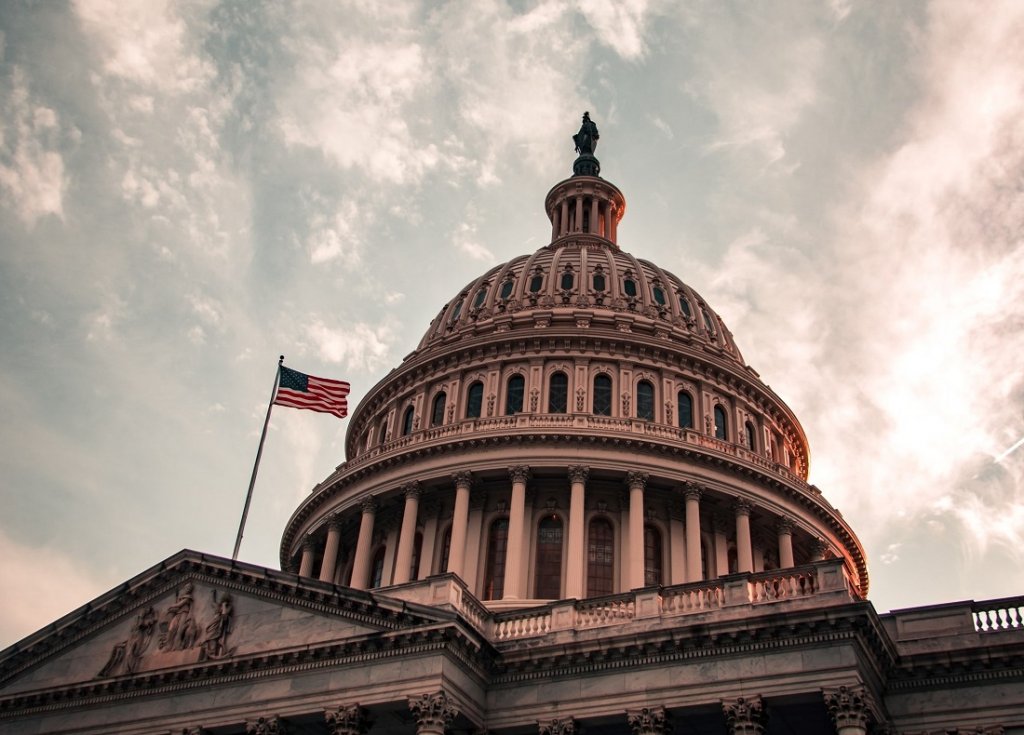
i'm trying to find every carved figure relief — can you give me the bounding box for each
[97,606,157,677]
[97,585,236,677]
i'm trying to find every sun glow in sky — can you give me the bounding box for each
[1,0,1023,647]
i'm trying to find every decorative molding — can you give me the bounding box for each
[822,685,870,730]
[359,496,379,514]
[402,482,422,500]
[776,517,795,535]
[246,716,287,735]
[452,471,473,490]
[625,471,649,490]
[682,482,703,502]
[733,499,753,517]
[509,465,531,484]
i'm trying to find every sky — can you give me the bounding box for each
[1,0,1023,647]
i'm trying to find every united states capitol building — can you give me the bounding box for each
[2,118,1022,734]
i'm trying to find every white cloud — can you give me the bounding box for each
[453,221,494,262]
[306,199,364,266]
[576,0,650,60]
[304,318,394,372]
[0,69,68,226]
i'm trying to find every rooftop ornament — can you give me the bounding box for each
[572,111,601,177]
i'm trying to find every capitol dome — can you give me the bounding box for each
[280,124,868,607]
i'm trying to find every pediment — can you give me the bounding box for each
[0,550,453,697]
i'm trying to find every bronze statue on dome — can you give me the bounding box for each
[573,111,599,155]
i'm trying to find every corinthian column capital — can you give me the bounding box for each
[625,471,648,490]
[402,481,422,499]
[508,465,531,484]
[538,717,577,735]
[325,704,369,735]
[359,495,379,514]
[408,691,458,734]
[682,481,703,501]
[722,696,765,735]
[627,706,670,734]
[246,716,287,735]
[568,464,590,484]
[451,471,473,489]
[823,685,870,730]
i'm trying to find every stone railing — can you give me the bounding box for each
[972,597,1024,632]
[381,560,858,645]
[337,414,809,490]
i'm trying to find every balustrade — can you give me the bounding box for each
[972,598,1024,632]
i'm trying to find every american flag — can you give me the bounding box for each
[273,366,350,418]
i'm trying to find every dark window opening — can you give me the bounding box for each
[644,525,662,586]
[529,275,544,293]
[534,516,564,599]
[593,374,612,416]
[549,372,568,413]
[653,287,666,306]
[593,273,606,292]
[745,421,757,451]
[587,518,615,596]
[378,421,388,445]
[561,272,574,290]
[439,526,452,573]
[506,374,525,415]
[500,280,514,299]
[483,518,509,600]
[680,297,692,318]
[466,382,484,419]
[431,392,446,427]
[623,279,637,297]
[637,380,655,421]
[702,308,716,333]
[714,405,728,440]
[678,391,693,429]
[473,288,488,308]
[410,532,423,581]
[370,546,386,588]
[449,298,464,324]
[401,406,414,436]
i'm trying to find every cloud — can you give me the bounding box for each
[0,528,109,647]
[576,0,650,60]
[453,221,494,262]
[306,199,364,266]
[0,68,69,226]
[303,318,394,372]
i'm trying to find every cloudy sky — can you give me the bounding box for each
[2,0,1023,647]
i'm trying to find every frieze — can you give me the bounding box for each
[97,583,236,678]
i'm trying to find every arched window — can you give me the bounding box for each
[534,515,564,599]
[678,391,694,428]
[466,381,483,419]
[644,525,663,586]
[637,380,654,421]
[377,420,388,445]
[483,518,509,600]
[548,372,568,413]
[431,392,447,427]
[370,546,387,588]
[410,532,423,582]
[745,421,757,451]
[714,405,728,440]
[505,374,525,415]
[587,518,615,596]
[401,405,414,436]
[593,374,612,416]
[623,279,638,297]
[439,525,452,573]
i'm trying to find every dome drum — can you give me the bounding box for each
[544,175,626,246]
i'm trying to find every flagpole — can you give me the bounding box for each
[232,355,283,561]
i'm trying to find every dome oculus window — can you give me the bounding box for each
[652,286,666,306]
[529,274,544,293]
[466,381,484,419]
[679,296,692,318]
[623,279,638,297]
[560,272,574,290]
[473,287,488,309]
[593,374,613,416]
[548,372,568,413]
[449,298,464,324]
[500,279,515,299]
[637,380,655,421]
[505,374,525,415]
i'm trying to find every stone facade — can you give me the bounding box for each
[1,128,1022,733]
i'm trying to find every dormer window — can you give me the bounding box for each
[473,287,488,309]
[679,296,692,319]
[702,308,716,334]
[652,286,666,306]
[449,297,464,324]
[529,274,544,293]
[593,273,606,291]
[500,279,515,299]
[623,279,637,297]
[560,272,574,290]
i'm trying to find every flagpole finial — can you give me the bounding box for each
[279,355,284,365]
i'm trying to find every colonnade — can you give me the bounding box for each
[194,686,881,734]
[550,193,618,243]
[297,467,815,600]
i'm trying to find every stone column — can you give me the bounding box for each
[319,516,342,583]
[734,499,754,574]
[605,203,613,240]
[777,517,795,568]
[298,538,316,578]
[627,706,670,734]
[627,472,648,589]
[325,704,368,735]
[589,196,599,233]
[551,208,560,241]
[504,465,530,599]
[565,465,589,599]
[723,696,765,735]
[684,483,703,582]
[246,716,287,735]
[560,199,569,236]
[447,472,472,578]
[574,196,583,233]
[392,482,422,585]
[350,496,378,590]
[611,204,619,241]
[539,717,578,735]
[408,691,458,735]
[823,685,870,735]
